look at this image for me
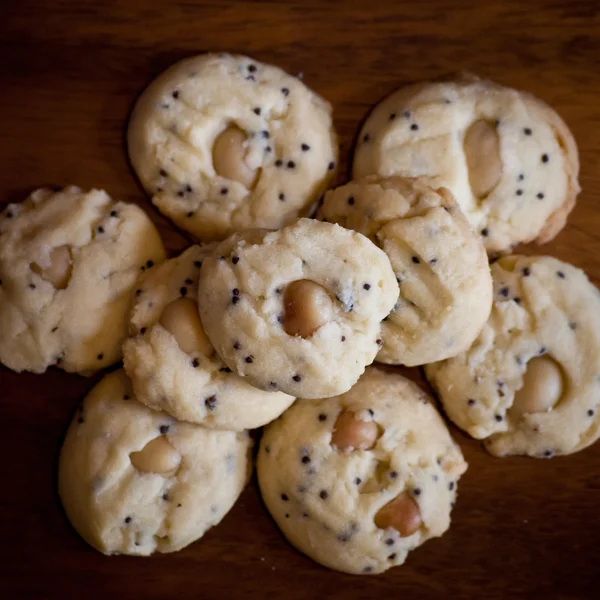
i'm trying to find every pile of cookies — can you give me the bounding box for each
[1,53,598,575]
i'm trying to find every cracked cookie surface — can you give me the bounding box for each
[425,255,600,458]
[0,186,165,374]
[128,53,338,241]
[197,219,399,398]
[123,245,294,430]
[257,367,467,574]
[58,370,252,555]
[320,176,492,365]
[353,76,580,254]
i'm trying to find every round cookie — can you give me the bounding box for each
[128,53,338,242]
[197,219,399,399]
[425,255,600,458]
[123,245,294,430]
[353,75,580,254]
[58,370,252,555]
[320,176,492,365]
[257,367,467,575]
[0,186,165,374]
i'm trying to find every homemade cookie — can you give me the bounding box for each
[198,219,399,398]
[353,76,580,253]
[128,53,338,241]
[0,187,165,374]
[320,176,492,365]
[58,370,252,555]
[257,367,467,574]
[123,245,294,430]
[425,255,600,458]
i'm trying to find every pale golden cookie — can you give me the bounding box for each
[257,368,467,574]
[320,176,492,365]
[353,76,580,253]
[426,255,600,458]
[128,53,338,241]
[58,370,252,555]
[123,245,294,430]
[197,219,399,399]
[0,186,165,374]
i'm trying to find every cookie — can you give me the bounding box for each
[0,187,165,374]
[425,255,600,458]
[257,367,467,574]
[123,245,294,430]
[320,176,492,365]
[128,53,338,242]
[58,370,252,555]
[353,75,580,254]
[197,219,399,398]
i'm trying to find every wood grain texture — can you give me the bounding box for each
[1,1,599,598]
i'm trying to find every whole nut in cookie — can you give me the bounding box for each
[331,410,379,451]
[374,493,422,537]
[463,120,502,198]
[159,298,213,356]
[130,435,182,476]
[319,176,492,366]
[59,369,252,556]
[123,246,294,430]
[197,219,399,398]
[283,279,333,337]
[30,245,73,289]
[257,368,466,574]
[128,54,338,242]
[213,126,258,189]
[511,355,563,417]
[425,255,600,458]
[352,77,580,254]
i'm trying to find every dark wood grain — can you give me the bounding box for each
[1,1,599,598]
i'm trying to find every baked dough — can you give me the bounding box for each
[123,245,294,429]
[320,176,492,365]
[257,367,467,574]
[353,76,580,254]
[426,255,600,458]
[197,219,399,398]
[0,186,165,374]
[128,53,338,241]
[58,370,252,555]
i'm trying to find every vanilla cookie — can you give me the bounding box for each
[425,255,600,458]
[0,187,165,374]
[353,76,580,253]
[123,245,294,430]
[128,53,338,241]
[198,219,399,399]
[58,370,252,555]
[257,367,467,574]
[320,176,492,365]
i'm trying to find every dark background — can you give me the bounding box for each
[1,1,599,598]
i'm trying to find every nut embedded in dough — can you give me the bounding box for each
[159,297,213,356]
[510,355,564,417]
[352,77,580,253]
[256,367,466,574]
[58,369,252,555]
[30,245,73,290]
[129,435,182,476]
[197,219,399,398]
[127,54,338,241]
[463,120,502,198]
[331,410,379,452]
[123,245,294,430]
[283,279,334,338]
[374,493,422,537]
[212,125,259,189]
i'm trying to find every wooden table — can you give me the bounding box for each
[1,1,599,598]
